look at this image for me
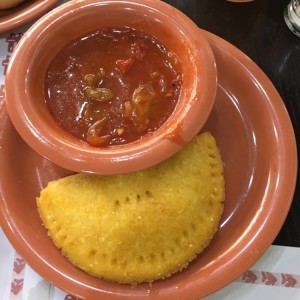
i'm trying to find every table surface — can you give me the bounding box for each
[0,1,299,299]
[162,0,300,247]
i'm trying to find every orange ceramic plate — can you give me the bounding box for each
[0,0,59,33]
[0,31,297,299]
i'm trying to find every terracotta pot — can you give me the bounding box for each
[5,0,217,174]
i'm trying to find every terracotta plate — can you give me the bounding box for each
[0,0,59,33]
[0,31,297,299]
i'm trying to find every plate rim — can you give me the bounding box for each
[198,29,298,297]
[0,0,59,33]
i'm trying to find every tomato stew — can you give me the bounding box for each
[45,27,182,147]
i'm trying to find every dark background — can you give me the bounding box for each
[162,0,300,247]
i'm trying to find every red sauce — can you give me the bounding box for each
[45,27,182,147]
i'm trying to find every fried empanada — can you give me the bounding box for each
[37,132,225,284]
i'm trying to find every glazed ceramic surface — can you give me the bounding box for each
[0,0,59,33]
[5,0,217,174]
[0,30,296,299]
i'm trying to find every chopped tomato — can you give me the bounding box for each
[116,58,134,74]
